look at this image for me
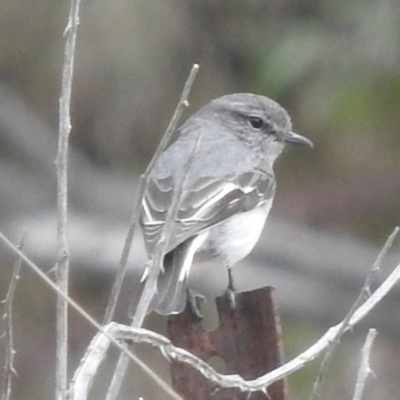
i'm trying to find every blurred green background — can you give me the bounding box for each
[0,0,400,240]
[1,0,400,399]
[2,0,400,240]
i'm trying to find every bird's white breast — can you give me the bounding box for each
[199,199,273,266]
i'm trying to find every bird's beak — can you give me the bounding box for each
[284,131,313,147]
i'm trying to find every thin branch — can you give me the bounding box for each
[106,135,201,400]
[56,0,82,399]
[71,249,400,398]
[0,232,181,400]
[102,63,199,325]
[352,329,377,400]
[1,228,399,396]
[248,257,400,394]
[132,133,202,327]
[1,233,25,400]
[69,253,400,396]
[69,323,184,400]
[310,227,399,400]
[104,66,199,400]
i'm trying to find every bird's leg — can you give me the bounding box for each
[226,264,236,309]
[187,289,205,319]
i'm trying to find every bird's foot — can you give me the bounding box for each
[187,289,205,319]
[226,266,237,309]
[225,285,236,309]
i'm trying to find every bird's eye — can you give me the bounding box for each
[248,116,264,129]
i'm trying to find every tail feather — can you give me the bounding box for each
[129,240,194,317]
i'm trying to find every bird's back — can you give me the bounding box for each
[141,126,275,256]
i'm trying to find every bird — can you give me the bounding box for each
[135,93,313,316]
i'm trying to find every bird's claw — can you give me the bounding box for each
[226,286,236,309]
[226,267,237,309]
[187,289,205,319]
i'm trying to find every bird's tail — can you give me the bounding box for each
[129,242,191,317]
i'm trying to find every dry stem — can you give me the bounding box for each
[105,64,199,400]
[0,232,181,400]
[310,227,398,400]
[352,329,377,400]
[102,63,199,325]
[68,237,400,396]
[56,0,83,398]
[1,234,24,400]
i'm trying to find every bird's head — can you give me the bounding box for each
[201,93,313,165]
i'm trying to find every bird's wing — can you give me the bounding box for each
[141,168,275,256]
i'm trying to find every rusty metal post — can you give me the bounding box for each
[167,286,287,400]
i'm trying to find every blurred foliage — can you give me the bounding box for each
[282,318,365,399]
[283,318,323,399]
[258,0,400,180]
[1,0,399,242]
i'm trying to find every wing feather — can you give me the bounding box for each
[141,168,275,256]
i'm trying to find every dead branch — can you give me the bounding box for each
[352,329,377,400]
[69,249,400,395]
[1,234,24,400]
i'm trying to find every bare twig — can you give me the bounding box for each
[247,258,400,394]
[1,233,25,400]
[140,259,399,392]
[352,329,377,400]
[69,323,185,400]
[1,229,399,396]
[0,232,181,400]
[106,133,201,400]
[72,250,400,398]
[102,63,199,325]
[104,66,199,400]
[310,227,399,400]
[132,133,201,326]
[56,0,82,399]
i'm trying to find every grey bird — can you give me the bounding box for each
[136,93,312,316]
